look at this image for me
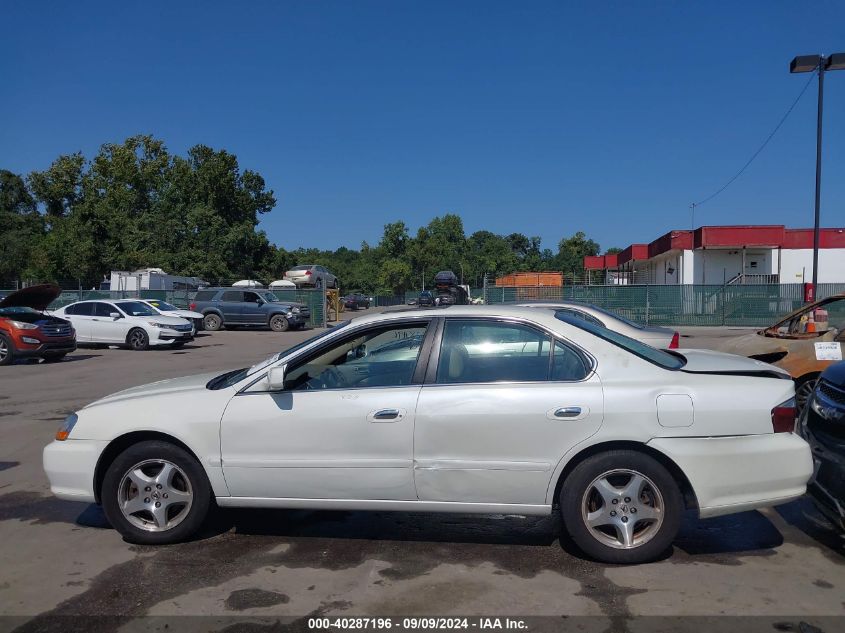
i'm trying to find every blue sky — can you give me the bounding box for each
[2,1,844,253]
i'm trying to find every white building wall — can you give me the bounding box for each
[780,249,845,284]
[691,249,775,284]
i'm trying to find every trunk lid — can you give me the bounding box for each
[676,348,791,379]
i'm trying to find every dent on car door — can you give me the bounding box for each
[413,318,604,505]
[219,319,434,500]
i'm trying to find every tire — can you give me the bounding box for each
[795,375,819,412]
[101,440,211,545]
[126,328,150,351]
[0,334,14,366]
[559,450,682,564]
[42,353,67,363]
[269,314,290,332]
[203,313,222,331]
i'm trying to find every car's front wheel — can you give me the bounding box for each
[560,450,682,564]
[269,314,290,332]
[101,440,211,545]
[127,328,149,351]
[203,314,222,331]
[0,335,14,366]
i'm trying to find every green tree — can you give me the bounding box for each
[0,170,43,283]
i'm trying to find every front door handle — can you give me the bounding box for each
[553,407,582,419]
[372,408,401,422]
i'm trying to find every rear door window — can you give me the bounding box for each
[436,319,552,384]
[65,303,92,316]
[92,302,116,317]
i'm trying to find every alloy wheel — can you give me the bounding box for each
[796,378,817,412]
[117,459,193,532]
[0,338,8,363]
[581,468,664,550]
[129,330,147,349]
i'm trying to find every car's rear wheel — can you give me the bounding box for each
[203,314,222,331]
[101,440,211,545]
[560,450,682,564]
[269,314,290,332]
[0,335,14,366]
[127,328,149,351]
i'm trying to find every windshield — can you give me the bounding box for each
[117,301,157,317]
[148,300,179,312]
[206,321,351,389]
[555,311,685,370]
[259,291,280,302]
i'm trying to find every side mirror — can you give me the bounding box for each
[267,365,287,391]
[109,312,122,319]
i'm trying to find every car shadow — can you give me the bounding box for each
[55,354,102,363]
[774,497,845,557]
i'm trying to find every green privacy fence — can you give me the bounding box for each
[7,288,328,329]
[483,283,845,327]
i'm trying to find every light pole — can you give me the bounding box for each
[790,53,845,295]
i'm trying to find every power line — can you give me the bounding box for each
[692,67,818,208]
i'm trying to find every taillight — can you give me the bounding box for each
[771,397,797,433]
[669,332,680,349]
[189,302,196,311]
[304,270,312,275]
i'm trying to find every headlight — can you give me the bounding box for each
[291,307,300,314]
[9,320,39,330]
[286,311,294,317]
[147,321,173,329]
[56,413,78,441]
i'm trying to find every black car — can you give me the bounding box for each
[417,290,434,307]
[343,293,371,310]
[798,361,845,531]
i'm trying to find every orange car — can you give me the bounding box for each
[0,284,76,365]
[719,294,845,409]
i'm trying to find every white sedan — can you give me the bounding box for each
[138,299,205,336]
[43,306,812,563]
[52,299,194,350]
[519,302,679,348]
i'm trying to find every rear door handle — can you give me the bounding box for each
[371,408,402,422]
[553,407,582,419]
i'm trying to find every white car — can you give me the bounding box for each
[284,264,338,289]
[139,299,204,336]
[519,302,679,349]
[52,299,194,350]
[43,306,811,563]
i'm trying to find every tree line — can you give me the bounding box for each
[1,135,614,294]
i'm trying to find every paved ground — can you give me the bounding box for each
[0,313,843,631]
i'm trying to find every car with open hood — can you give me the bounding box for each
[0,284,76,365]
[719,294,845,409]
[43,305,810,564]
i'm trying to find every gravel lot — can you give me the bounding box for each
[0,313,843,631]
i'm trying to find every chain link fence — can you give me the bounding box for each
[482,282,845,326]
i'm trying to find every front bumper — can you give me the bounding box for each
[649,433,813,518]
[799,419,845,530]
[14,339,77,358]
[43,439,108,503]
[152,329,194,344]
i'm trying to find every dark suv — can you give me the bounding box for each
[190,288,310,332]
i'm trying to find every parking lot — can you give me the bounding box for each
[1,315,843,631]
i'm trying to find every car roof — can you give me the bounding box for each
[352,304,566,328]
